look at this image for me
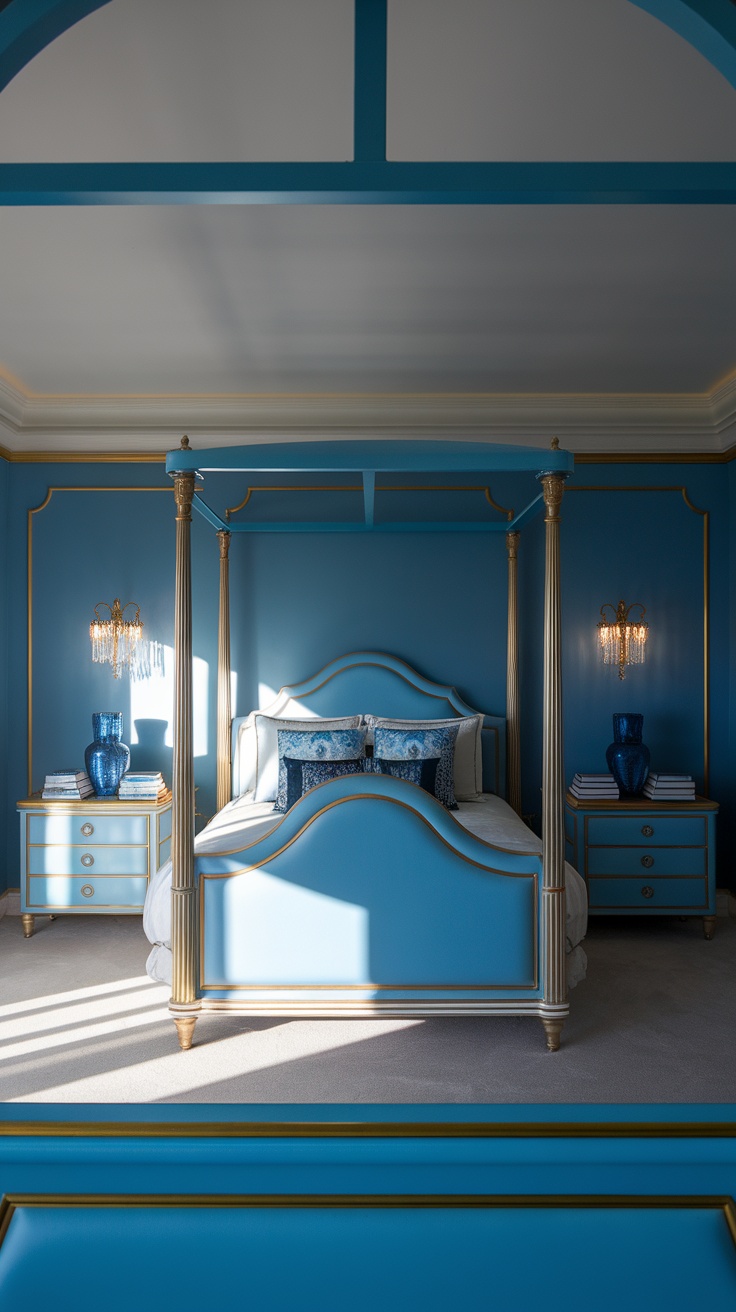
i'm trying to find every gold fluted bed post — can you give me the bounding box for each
[539,468,568,1052]
[170,447,199,1051]
[216,530,232,814]
[506,530,522,816]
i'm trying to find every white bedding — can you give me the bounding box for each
[144,792,587,987]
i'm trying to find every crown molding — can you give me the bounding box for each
[1,372,735,460]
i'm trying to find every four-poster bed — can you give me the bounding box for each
[150,437,582,1052]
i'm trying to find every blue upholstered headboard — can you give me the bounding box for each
[232,651,505,799]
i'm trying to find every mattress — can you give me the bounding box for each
[144,792,587,987]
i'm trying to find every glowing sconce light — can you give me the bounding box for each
[90,598,163,681]
[597,600,648,681]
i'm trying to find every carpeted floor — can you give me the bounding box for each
[1,911,734,1103]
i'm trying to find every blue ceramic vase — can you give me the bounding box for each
[84,712,130,797]
[605,712,650,797]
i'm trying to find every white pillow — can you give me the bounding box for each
[365,714,483,800]
[250,714,363,802]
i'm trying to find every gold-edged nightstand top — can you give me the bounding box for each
[17,792,172,810]
[565,792,718,812]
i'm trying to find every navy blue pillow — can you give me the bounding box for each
[372,756,440,801]
[274,756,367,813]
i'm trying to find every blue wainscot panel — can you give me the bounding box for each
[1,1105,735,1312]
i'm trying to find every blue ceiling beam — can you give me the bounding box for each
[353,0,386,162]
[629,1,736,89]
[166,439,574,477]
[2,160,736,205]
[3,2,736,99]
[0,0,112,94]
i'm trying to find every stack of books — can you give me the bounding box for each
[569,772,620,800]
[42,769,94,800]
[643,773,695,801]
[118,771,169,801]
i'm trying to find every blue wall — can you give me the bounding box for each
[2,453,734,895]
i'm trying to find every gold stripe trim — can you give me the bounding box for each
[0,1122,734,1140]
[198,982,538,992]
[1,1191,734,1210]
[574,447,736,465]
[3,450,167,463]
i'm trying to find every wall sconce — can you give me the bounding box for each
[597,600,648,681]
[90,598,145,679]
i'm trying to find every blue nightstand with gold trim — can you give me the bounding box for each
[565,793,718,938]
[17,795,171,938]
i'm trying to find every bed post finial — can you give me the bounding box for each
[180,435,190,450]
[551,436,559,450]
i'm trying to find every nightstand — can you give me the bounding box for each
[565,793,718,938]
[17,795,172,938]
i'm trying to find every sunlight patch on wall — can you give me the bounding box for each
[129,645,209,757]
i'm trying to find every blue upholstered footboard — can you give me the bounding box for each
[197,773,543,1012]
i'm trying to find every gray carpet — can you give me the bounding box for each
[1,912,734,1103]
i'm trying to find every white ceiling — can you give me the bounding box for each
[0,0,735,455]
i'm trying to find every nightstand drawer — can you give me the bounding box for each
[27,876,149,909]
[585,815,705,847]
[586,846,706,877]
[28,846,149,877]
[588,876,709,910]
[28,813,149,846]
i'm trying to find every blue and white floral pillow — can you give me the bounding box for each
[274,727,367,813]
[372,725,458,809]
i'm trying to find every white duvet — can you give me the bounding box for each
[144,792,587,988]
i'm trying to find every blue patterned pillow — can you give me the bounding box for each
[372,725,458,810]
[274,727,367,813]
[275,757,367,813]
[372,756,440,800]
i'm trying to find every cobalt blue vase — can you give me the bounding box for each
[84,712,130,797]
[605,712,650,797]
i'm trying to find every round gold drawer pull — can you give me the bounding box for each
[642,886,655,899]
[81,822,94,837]
[80,884,95,898]
[641,855,654,869]
[81,853,95,868]
[641,825,654,838]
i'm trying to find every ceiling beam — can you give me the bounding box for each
[1,160,736,205]
[628,1,736,89]
[353,0,386,163]
[0,0,112,94]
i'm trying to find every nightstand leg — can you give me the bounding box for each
[174,1017,197,1051]
[542,1019,563,1052]
[21,914,35,939]
[703,916,716,940]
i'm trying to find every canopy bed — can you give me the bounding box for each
[150,437,582,1052]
